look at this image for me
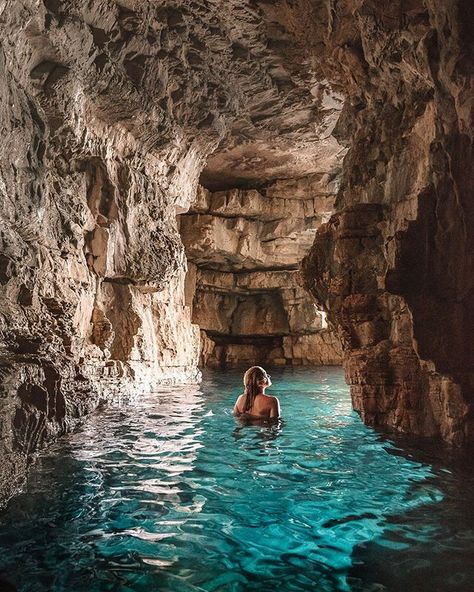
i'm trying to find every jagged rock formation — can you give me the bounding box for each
[180,182,343,367]
[300,0,474,445]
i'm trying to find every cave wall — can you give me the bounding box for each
[299,0,474,445]
[0,0,230,502]
[180,181,343,367]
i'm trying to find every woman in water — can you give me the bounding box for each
[233,366,280,420]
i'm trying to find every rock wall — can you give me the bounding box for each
[180,181,343,367]
[299,0,474,445]
[0,0,226,503]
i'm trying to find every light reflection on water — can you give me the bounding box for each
[0,367,474,591]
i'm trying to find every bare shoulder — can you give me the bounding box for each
[233,393,245,415]
[267,395,280,417]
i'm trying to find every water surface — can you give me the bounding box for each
[1,367,474,591]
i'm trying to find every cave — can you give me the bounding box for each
[0,0,473,590]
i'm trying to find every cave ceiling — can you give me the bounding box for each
[197,0,347,189]
[112,0,347,190]
[19,0,347,191]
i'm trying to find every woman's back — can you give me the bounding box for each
[234,392,280,419]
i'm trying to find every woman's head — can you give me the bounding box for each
[242,366,271,411]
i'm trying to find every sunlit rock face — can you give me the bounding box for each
[0,0,346,504]
[180,183,343,367]
[301,0,474,445]
[0,0,218,503]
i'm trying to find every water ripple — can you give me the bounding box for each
[1,368,474,591]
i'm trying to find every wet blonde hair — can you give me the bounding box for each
[242,366,268,412]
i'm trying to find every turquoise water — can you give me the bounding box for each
[1,367,474,591]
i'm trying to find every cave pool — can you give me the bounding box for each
[1,367,474,591]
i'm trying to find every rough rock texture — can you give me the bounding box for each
[180,183,343,367]
[0,0,347,506]
[301,0,474,445]
[0,0,222,503]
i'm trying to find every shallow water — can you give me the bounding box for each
[1,367,474,592]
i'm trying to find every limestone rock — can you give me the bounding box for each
[0,0,345,506]
[181,182,343,367]
[301,0,474,445]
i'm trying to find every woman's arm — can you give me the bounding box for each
[233,394,244,415]
[270,397,281,419]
